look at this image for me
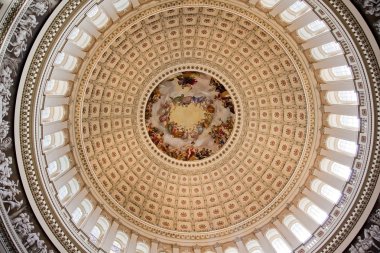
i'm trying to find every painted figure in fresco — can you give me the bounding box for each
[170,94,185,104]
[9,14,38,57]
[29,0,50,16]
[0,66,13,100]
[368,225,380,243]
[210,117,234,148]
[361,0,380,16]
[176,72,198,89]
[25,232,41,249]
[350,205,380,253]
[3,198,23,213]
[186,146,197,160]
[350,234,380,253]
[211,78,235,114]
[145,87,161,120]
[1,0,52,250]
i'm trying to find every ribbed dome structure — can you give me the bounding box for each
[0,0,379,252]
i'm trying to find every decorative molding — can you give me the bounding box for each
[0,0,61,252]
[0,0,377,252]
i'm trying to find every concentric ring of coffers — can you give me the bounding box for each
[23,0,371,252]
[73,2,317,238]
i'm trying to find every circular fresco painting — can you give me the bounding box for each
[145,71,235,161]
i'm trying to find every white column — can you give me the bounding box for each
[320,149,354,167]
[302,188,334,214]
[302,32,335,49]
[63,42,86,59]
[320,80,356,91]
[313,55,347,69]
[289,205,319,232]
[255,232,276,253]
[100,1,119,21]
[287,12,319,32]
[269,0,298,16]
[79,18,101,38]
[101,221,119,252]
[65,188,88,213]
[45,144,70,163]
[324,127,358,143]
[324,105,358,117]
[214,243,223,253]
[313,170,346,190]
[273,220,300,249]
[42,121,68,136]
[44,95,70,107]
[150,240,158,253]
[50,68,76,81]
[235,237,249,253]
[173,245,179,253]
[126,233,138,253]
[53,167,77,189]
[82,206,102,233]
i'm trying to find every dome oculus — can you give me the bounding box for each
[145,71,235,161]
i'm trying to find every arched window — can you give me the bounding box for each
[47,161,58,175]
[110,231,129,253]
[90,226,101,243]
[54,52,79,72]
[45,80,71,96]
[90,216,110,245]
[320,158,351,181]
[42,134,52,150]
[311,178,342,203]
[328,114,360,131]
[260,0,280,8]
[326,91,358,105]
[338,90,358,103]
[47,155,71,177]
[246,240,263,253]
[298,20,329,40]
[283,215,311,243]
[42,131,67,151]
[110,241,122,253]
[280,1,310,23]
[71,207,83,224]
[41,106,67,123]
[266,229,292,253]
[71,199,93,225]
[332,66,352,77]
[58,178,80,203]
[68,27,93,50]
[224,247,238,253]
[58,185,69,200]
[326,136,357,156]
[136,242,149,253]
[112,0,131,13]
[311,41,343,60]
[86,5,111,30]
[320,66,353,82]
[299,197,328,224]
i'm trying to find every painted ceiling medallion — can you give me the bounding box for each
[145,71,235,161]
